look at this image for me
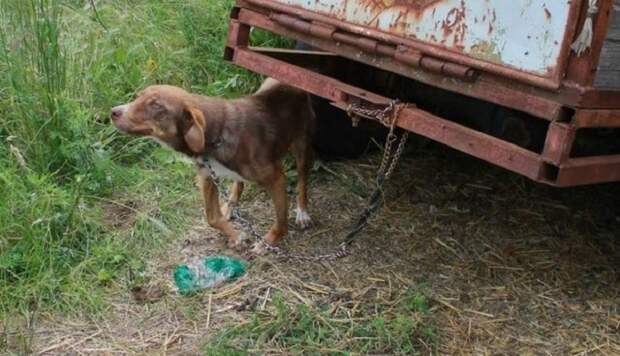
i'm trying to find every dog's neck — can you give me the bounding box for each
[196,138,223,161]
[170,95,253,172]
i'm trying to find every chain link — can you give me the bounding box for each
[346,99,400,127]
[202,160,350,261]
[198,99,408,261]
[385,130,409,180]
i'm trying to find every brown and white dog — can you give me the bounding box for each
[110,78,315,250]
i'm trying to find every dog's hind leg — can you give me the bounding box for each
[222,181,244,220]
[197,175,245,249]
[292,139,313,229]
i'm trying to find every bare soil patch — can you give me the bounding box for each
[31,147,620,355]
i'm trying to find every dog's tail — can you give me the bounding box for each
[255,77,281,94]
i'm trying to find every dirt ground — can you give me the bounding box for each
[30,144,620,355]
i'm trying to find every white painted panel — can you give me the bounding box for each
[276,0,573,77]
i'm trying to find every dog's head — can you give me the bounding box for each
[110,85,206,153]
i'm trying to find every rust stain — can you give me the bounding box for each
[486,8,497,36]
[392,10,404,26]
[440,0,467,50]
[322,0,508,53]
[356,0,442,23]
[352,0,445,33]
[357,0,441,11]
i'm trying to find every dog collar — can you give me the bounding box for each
[192,138,221,165]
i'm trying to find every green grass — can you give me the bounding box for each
[0,1,434,353]
[0,0,272,323]
[204,287,436,355]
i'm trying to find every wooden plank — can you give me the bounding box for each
[597,41,620,70]
[595,71,620,89]
[595,1,620,89]
[608,0,620,41]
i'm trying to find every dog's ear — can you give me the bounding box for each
[184,107,206,153]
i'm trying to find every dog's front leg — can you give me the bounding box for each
[263,166,288,245]
[222,181,244,221]
[197,175,245,248]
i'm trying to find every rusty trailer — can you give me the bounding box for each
[225,0,620,186]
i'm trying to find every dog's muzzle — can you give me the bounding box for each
[110,105,127,122]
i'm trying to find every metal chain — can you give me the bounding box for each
[202,163,347,261]
[385,130,409,180]
[373,101,406,179]
[198,99,408,261]
[346,99,400,127]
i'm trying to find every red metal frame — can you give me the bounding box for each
[231,46,550,182]
[226,1,620,186]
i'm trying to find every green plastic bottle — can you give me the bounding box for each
[173,256,246,294]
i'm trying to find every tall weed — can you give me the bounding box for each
[0,0,276,319]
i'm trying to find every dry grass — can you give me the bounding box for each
[8,145,620,355]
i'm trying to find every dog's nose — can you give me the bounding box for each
[111,106,125,121]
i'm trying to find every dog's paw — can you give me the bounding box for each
[250,242,268,256]
[227,232,247,251]
[295,208,312,229]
